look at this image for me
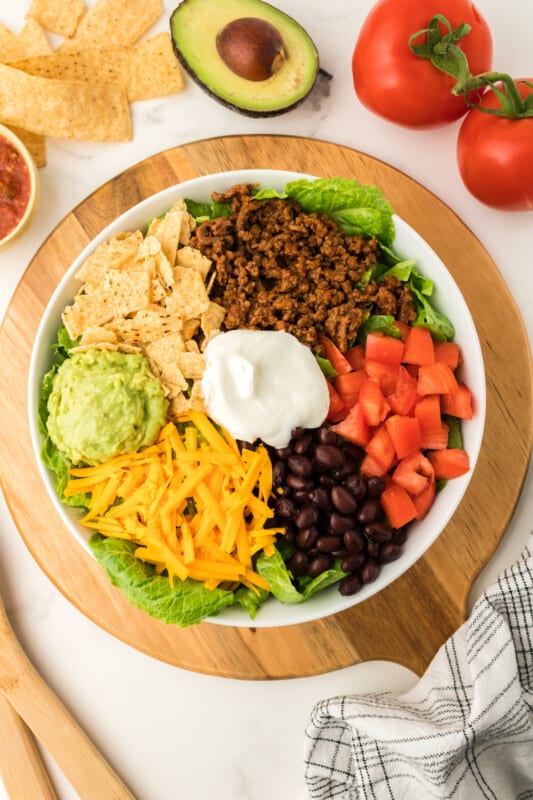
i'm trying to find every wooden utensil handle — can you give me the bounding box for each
[0,633,135,800]
[0,693,58,800]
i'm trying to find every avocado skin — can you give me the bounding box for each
[169,0,320,118]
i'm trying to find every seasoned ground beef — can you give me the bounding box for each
[190,184,417,352]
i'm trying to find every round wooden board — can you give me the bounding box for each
[1,136,531,680]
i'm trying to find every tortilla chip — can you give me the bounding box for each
[26,0,86,38]
[0,19,52,61]
[176,245,211,279]
[60,0,162,51]
[101,269,151,317]
[5,125,47,167]
[8,33,183,103]
[201,301,226,337]
[166,267,210,318]
[105,309,184,345]
[169,393,193,418]
[145,333,189,394]
[175,351,205,381]
[189,381,207,412]
[0,63,131,141]
[75,231,143,283]
[78,325,118,346]
[62,289,114,338]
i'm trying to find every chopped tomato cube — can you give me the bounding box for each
[359,378,391,426]
[392,452,434,496]
[366,423,396,472]
[434,341,461,369]
[412,478,436,520]
[360,452,388,478]
[394,320,411,341]
[417,362,459,395]
[441,384,473,419]
[326,381,347,422]
[333,370,366,409]
[365,332,405,365]
[364,360,400,395]
[402,326,435,366]
[414,395,441,434]
[420,423,449,450]
[387,366,418,416]
[385,414,422,459]
[380,484,418,528]
[331,401,370,447]
[318,335,352,375]
[344,344,365,371]
[427,448,470,479]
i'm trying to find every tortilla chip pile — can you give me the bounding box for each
[62,200,226,419]
[0,0,184,166]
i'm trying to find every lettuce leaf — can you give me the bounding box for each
[256,547,347,604]
[89,535,236,626]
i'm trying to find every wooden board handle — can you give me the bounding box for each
[0,693,58,800]
[0,622,135,800]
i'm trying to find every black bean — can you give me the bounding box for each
[316,535,343,553]
[357,499,381,524]
[341,554,365,573]
[317,427,339,446]
[287,454,313,477]
[342,442,364,461]
[288,551,308,577]
[295,504,319,529]
[344,474,367,501]
[379,543,403,563]
[331,485,358,514]
[286,473,312,491]
[292,489,311,505]
[292,427,306,440]
[307,554,332,577]
[294,433,313,455]
[309,487,333,512]
[360,558,380,583]
[318,474,335,488]
[366,476,386,498]
[331,548,350,559]
[272,460,287,487]
[339,574,362,596]
[296,526,319,550]
[329,512,356,534]
[275,446,291,460]
[343,529,365,554]
[391,527,408,545]
[366,540,380,558]
[275,497,297,518]
[364,522,393,543]
[314,444,346,470]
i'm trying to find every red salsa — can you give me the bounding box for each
[0,134,31,239]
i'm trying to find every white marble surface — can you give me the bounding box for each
[0,1,532,798]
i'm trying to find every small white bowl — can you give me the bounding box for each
[0,124,38,247]
[28,169,486,628]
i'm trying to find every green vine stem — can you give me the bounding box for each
[409,14,533,118]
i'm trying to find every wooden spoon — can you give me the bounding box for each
[0,591,135,800]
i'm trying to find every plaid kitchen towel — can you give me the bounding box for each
[304,531,533,800]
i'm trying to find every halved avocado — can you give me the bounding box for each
[170,0,319,117]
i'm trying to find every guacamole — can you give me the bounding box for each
[47,349,168,465]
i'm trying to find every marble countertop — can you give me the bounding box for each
[0,1,532,798]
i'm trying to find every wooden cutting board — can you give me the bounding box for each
[1,135,531,680]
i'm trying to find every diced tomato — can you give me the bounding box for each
[331,401,370,447]
[414,395,441,434]
[344,344,365,371]
[420,423,449,450]
[360,452,388,478]
[394,320,411,341]
[326,381,347,422]
[427,449,470,479]
[318,335,352,375]
[365,332,405,365]
[359,379,391,426]
[402,326,435,366]
[417,362,459,396]
[364,359,400,395]
[366,424,396,472]
[412,479,436,520]
[434,341,461,370]
[380,484,418,528]
[385,414,422,459]
[333,370,366,409]
[387,365,418,416]
[441,384,473,420]
[392,451,434,495]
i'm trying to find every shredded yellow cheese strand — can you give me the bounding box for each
[65,415,285,592]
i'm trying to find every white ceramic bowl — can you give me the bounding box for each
[28,169,486,628]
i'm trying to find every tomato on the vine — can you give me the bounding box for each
[457,80,533,210]
[352,0,492,128]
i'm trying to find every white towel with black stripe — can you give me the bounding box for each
[304,532,533,799]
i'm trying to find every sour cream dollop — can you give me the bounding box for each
[201,330,330,448]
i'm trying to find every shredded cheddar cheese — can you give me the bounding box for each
[65,411,284,592]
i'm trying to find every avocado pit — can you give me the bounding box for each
[216,17,286,82]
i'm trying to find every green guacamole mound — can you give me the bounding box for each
[46,348,168,466]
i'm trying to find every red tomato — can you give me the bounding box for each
[331,402,370,447]
[417,362,459,396]
[402,326,435,366]
[385,415,422,459]
[319,335,352,375]
[441,384,473,419]
[352,0,492,128]
[457,80,533,210]
[412,478,436,520]
[393,452,434,495]
[365,333,404,365]
[428,448,470,479]
[381,484,418,528]
[333,370,366,409]
[366,424,396,471]
[359,379,391,426]
[326,381,346,422]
